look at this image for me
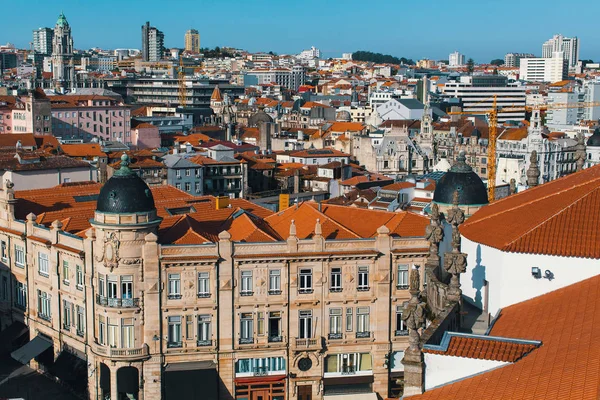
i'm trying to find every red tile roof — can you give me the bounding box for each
[411,274,600,400]
[461,164,600,259]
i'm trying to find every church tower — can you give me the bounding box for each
[51,12,75,92]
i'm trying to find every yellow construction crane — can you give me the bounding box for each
[178,54,187,108]
[448,97,600,202]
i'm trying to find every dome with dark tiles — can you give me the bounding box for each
[433,151,488,206]
[96,154,156,214]
[587,128,600,147]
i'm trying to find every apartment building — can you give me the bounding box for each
[32,27,54,55]
[245,66,306,91]
[503,53,534,68]
[185,29,200,53]
[0,159,429,400]
[519,53,568,83]
[448,51,465,67]
[49,95,131,143]
[0,90,52,134]
[542,34,579,68]
[141,21,164,62]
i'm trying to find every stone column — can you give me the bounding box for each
[110,364,118,400]
[444,191,466,303]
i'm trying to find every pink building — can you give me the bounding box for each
[131,120,161,149]
[49,95,131,143]
[0,90,52,135]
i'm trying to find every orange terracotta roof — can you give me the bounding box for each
[60,143,106,158]
[498,127,528,141]
[381,182,416,191]
[411,274,600,400]
[340,174,390,186]
[210,85,223,102]
[460,164,600,259]
[326,122,366,133]
[423,333,539,362]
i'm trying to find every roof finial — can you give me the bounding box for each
[575,132,586,172]
[114,153,133,177]
[527,150,540,188]
[289,219,297,238]
[314,218,322,237]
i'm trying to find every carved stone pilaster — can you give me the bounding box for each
[424,203,443,273]
[443,191,466,302]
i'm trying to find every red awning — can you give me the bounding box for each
[235,375,286,384]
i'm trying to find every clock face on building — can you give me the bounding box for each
[298,357,312,372]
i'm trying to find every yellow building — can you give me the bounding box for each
[185,29,200,53]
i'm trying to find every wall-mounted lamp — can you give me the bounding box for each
[531,267,541,279]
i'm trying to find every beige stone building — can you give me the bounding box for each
[0,155,430,400]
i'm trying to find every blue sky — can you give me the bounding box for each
[2,0,599,62]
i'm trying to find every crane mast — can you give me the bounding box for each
[178,54,186,108]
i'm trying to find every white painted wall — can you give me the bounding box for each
[461,237,600,316]
[424,353,508,390]
[2,168,97,191]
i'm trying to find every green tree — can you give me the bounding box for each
[490,59,504,66]
[466,58,475,74]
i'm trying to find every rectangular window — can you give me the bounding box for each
[98,274,105,297]
[176,169,181,177]
[329,308,342,337]
[76,306,85,336]
[257,312,265,336]
[185,169,191,176]
[240,312,253,342]
[299,269,313,293]
[122,318,134,348]
[358,266,369,290]
[63,300,72,330]
[107,276,118,299]
[15,245,25,267]
[121,275,133,299]
[38,290,51,321]
[330,267,342,292]
[108,318,118,347]
[76,265,84,289]
[186,315,193,340]
[198,272,210,297]
[62,261,69,284]
[99,316,106,345]
[357,307,370,337]
[15,281,26,309]
[185,182,191,192]
[38,253,49,276]
[198,315,211,344]
[397,265,409,289]
[1,276,7,301]
[268,269,281,294]
[299,310,313,339]
[168,316,182,347]
[241,271,253,295]
[268,312,281,341]
[346,307,353,331]
[1,240,7,261]
[168,273,181,299]
[395,306,408,336]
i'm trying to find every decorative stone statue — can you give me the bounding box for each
[425,203,444,270]
[575,132,587,172]
[526,150,540,188]
[509,178,516,195]
[443,190,467,302]
[402,266,427,354]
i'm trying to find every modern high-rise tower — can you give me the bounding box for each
[184,29,200,53]
[542,34,579,68]
[33,27,54,54]
[51,12,75,92]
[141,21,165,62]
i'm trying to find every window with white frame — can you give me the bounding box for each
[38,253,49,276]
[122,318,134,348]
[198,315,211,343]
[346,307,353,331]
[98,316,106,345]
[357,307,370,336]
[324,353,372,374]
[240,271,253,295]
[329,308,342,336]
[76,306,85,336]
[397,264,409,289]
[235,357,286,375]
[168,316,182,347]
[268,269,281,294]
[198,272,210,297]
[15,281,26,309]
[1,240,7,261]
[62,261,69,284]
[121,275,133,299]
[76,265,84,289]
[299,269,313,293]
[395,305,408,336]
[63,300,72,329]
[358,266,369,290]
[107,276,118,299]
[330,268,342,292]
[168,273,181,299]
[38,290,51,321]
[299,310,313,339]
[108,318,118,347]
[240,312,253,342]
[98,274,105,297]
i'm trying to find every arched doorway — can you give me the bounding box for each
[117,366,139,400]
[99,363,111,400]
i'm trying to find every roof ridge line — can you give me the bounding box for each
[502,185,600,250]
[307,203,362,239]
[463,173,600,227]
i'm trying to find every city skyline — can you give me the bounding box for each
[3,0,599,62]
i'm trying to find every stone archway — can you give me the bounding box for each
[117,366,139,400]
[99,363,111,400]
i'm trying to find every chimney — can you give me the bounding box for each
[215,196,229,210]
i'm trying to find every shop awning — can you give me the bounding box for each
[323,393,378,400]
[165,361,216,372]
[51,351,88,393]
[11,335,52,364]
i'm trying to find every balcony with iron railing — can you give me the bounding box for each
[197,292,211,299]
[253,366,268,376]
[268,335,283,343]
[328,333,343,340]
[197,339,212,347]
[167,341,182,349]
[38,313,51,322]
[395,329,408,337]
[239,337,254,345]
[356,331,371,339]
[96,294,140,308]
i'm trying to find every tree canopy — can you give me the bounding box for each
[490,59,504,66]
[352,51,414,65]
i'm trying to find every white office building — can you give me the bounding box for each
[542,34,580,68]
[519,53,568,83]
[298,46,321,60]
[449,51,465,67]
[441,75,527,122]
[33,27,54,55]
